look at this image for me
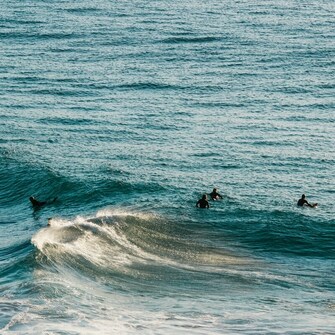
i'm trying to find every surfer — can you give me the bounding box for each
[29,196,57,208]
[297,194,317,208]
[209,188,223,200]
[196,194,210,209]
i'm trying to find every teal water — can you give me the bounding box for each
[1,0,334,334]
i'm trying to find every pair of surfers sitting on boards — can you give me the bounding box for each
[196,188,223,209]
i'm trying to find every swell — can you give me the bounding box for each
[211,205,335,258]
[1,150,333,261]
[0,239,34,287]
[0,150,167,214]
[0,154,68,206]
[0,240,31,262]
[28,203,335,305]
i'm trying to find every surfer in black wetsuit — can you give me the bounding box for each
[209,188,223,200]
[29,196,57,208]
[196,194,210,208]
[297,194,316,208]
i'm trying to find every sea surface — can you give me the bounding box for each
[0,0,334,334]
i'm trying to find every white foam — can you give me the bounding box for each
[96,207,156,221]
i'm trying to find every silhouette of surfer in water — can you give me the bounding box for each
[196,194,210,208]
[209,188,223,201]
[297,194,317,208]
[29,196,57,208]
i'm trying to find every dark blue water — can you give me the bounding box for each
[1,1,334,333]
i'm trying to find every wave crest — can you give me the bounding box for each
[31,209,248,282]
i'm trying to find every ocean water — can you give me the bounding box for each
[0,0,334,334]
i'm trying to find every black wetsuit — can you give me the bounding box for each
[210,192,222,200]
[297,198,311,207]
[29,197,57,207]
[30,198,46,207]
[196,199,209,208]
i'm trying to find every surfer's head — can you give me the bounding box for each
[302,194,305,199]
[202,194,207,200]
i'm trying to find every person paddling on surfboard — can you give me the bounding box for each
[297,194,317,208]
[29,196,57,208]
[209,188,223,201]
[196,194,210,208]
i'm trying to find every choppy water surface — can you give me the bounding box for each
[1,0,334,334]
